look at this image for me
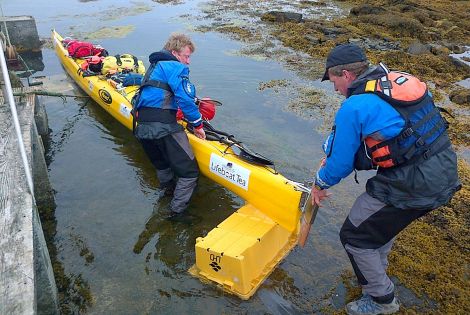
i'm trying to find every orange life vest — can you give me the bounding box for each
[354,63,450,170]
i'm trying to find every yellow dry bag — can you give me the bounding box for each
[101,54,145,75]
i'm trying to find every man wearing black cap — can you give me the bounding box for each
[312,43,460,315]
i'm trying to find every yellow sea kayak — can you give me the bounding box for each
[52,29,307,299]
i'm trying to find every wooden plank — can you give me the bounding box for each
[0,91,36,315]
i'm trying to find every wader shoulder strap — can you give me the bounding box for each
[132,62,174,133]
[140,62,173,93]
[141,80,172,93]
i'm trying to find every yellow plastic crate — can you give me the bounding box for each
[189,204,297,299]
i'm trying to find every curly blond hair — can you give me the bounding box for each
[163,33,195,53]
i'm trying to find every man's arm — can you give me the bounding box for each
[166,64,204,130]
[315,100,364,190]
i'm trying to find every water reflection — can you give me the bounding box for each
[135,176,242,271]
[36,127,94,314]
[258,269,307,315]
[45,103,87,164]
[258,288,303,315]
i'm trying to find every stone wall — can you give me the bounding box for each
[0,16,41,51]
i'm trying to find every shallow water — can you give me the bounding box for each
[4,0,372,313]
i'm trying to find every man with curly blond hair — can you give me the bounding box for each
[133,33,205,221]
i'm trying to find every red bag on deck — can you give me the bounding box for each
[63,39,108,58]
[197,98,216,121]
[176,98,217,121]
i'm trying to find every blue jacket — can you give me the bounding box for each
[315,93,404,189]
[136,50,202,128]
[315,66,460,210]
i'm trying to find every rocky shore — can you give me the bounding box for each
[194,0,469,313]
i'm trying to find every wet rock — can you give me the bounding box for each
[363,38,400,51]
[261,11,303,23]
[447,44,466,54]
[449,56,470,72]
[350,5,386,16]
[456,78,470,89]
[349,38,362,44]
[392,276,439,312]
[449,88,470,105]
[429,44,451,56]
[304,34,320,45]
[343,38,400,52]
[407,40,431,55]
[316,25,347,37]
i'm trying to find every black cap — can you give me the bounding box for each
[321,44,367,81]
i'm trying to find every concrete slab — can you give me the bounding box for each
[0,16,41,51]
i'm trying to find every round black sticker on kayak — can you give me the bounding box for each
[99,89,112,104]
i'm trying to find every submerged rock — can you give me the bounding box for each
[261,11,303,23]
